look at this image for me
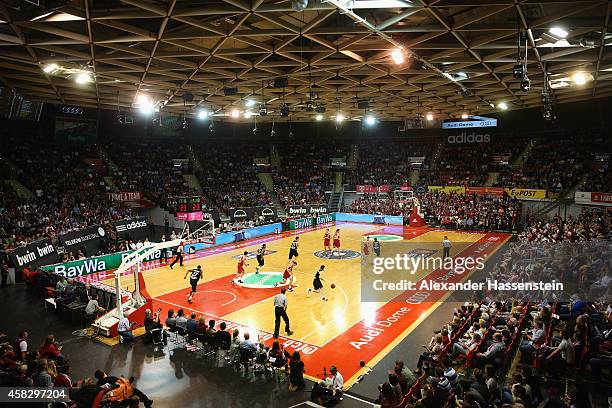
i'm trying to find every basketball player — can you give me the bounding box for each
[307,265,328,301]
[255,244,266,274]
[288,237,299,260]
[184,265,202,304]
[373,237,381,257]
[323,228,331,252]
[275,260,296,292]
[169,241,184,269]
[233,251,249,284]
[332,229,341,256]
[362,237,371,266]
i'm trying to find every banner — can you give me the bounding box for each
[335,213,404,226]
[41,248,165,278]
[504,188,547,200]
[113,217,148,240]
[286,205,330,217]
[465,187,505,196]
[107,192,142,202]
[356,185,391,193]
[442,116,497,129]
[575,191,612,206]
[228,207,278,221]
[446,131,491,144]
[176,212,204,221]
[202,209,221,222]
[9,239,59,269]
[289,217,315,231]
[427,186,466,195]
[58,225,107,256]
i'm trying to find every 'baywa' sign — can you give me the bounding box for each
[42,248,165,277]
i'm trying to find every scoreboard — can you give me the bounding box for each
[176,196,202,213]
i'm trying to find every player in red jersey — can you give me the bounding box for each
[276,260,297,292]
[332,229,341,256]
[232,251,249,284]
[323,228,331,252]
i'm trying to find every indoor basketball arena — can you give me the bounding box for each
[0,0,611,407]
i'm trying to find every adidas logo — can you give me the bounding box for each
[116,220,147,232]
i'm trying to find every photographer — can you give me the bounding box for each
[144,309,166,344]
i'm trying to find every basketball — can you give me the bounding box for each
[331,284,336,289]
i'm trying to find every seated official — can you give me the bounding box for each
[144,309,165,344]
[205,320,217,337]
[186,313,198,332]
[195,317,207,334]
[165,309,176,328]
[214,322,231,349]
[311,365,343,406]
[79,283,93,303]
[55,277,67,294]
[268,340,288,368]
[175,309,187,330]
[85,294,105,318]
[117,316,135,344]
[239,332,257,356]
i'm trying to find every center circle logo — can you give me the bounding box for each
[235,272,296,289]
[314,249,361,260]
[366,234,402,242]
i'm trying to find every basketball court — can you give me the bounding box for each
[89,222,510,387]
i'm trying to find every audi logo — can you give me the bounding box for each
[61,106,84,115]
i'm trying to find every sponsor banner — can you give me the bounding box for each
[446,131,491,144]
[504,188,547,200]
[107,191,142,202]
[229,207,257,221]
[413,185,427,194]
[400,182,412,191]
[315,213,335,225]
[286,205,330,217]
[335,213,404,226]
[41,248,165,278]
[356,185,391,193]
[575,191,612,206]
[202,209,221,222]
[465,187,505,196]
[176,211,204,221]
[289,217,315,231]
[59,225,107,256]
[228,207,278,221]
[442,116,497,129]
[215,223,282,246]
[9,238,59,269]
[427,186,466,195]
[113,217,148,240]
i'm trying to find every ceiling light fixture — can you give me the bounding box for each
[365,115,376,126]
[426,113,434,121]
[245,99,255,107]
[43,63,59,74]
[335,114,344,123]
[231,109,240,118]
[498,102,509,110]
[391,49,405,65]
[549,27,569,39]
[315,114,323,121]
[572,72,588,85]
[75,72,92,84]
[461,113,469,119]
[197,110,208,120]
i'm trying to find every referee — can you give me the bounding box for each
[273,288,294,338]
[442,236,452,259]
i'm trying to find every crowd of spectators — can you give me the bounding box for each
[419,192,521,232]
[350,193,414,216]
[194,144,272,213]
[347,140,435,188]
[0,137,133,252]
[105,141,198,209]
[273,142,333,207]
[519,210,610,242]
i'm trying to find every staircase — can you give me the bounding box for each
[257,172,285,217]
[6,179,33,199]
[270,145,281,167]
[334,172,343,192]
[328,188,343,212]
[347,144,359,170]
[97,144,119,174]
[513,139,536,171]
[484,172,499,187]
[532,174,587,219]
[183,174,203,195]
[185,145,203,173]
[409,170,420,186]
[430,142,445,171]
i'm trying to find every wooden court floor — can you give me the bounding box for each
[98,223,510,386]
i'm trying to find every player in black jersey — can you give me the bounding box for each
[307,265,328,301]
[255,244,266,274]
[184,265,203,304]
[288,237,299,260]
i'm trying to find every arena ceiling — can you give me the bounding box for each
[0,0,610,122]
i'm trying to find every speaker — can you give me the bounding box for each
[357,100,369,110]
[273,77,288,88]
[224,87,237,96]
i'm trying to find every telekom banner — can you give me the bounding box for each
[107,192,142,201]
[176,211,204,221]
[575,191,612,206]
[356,185,392,193]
